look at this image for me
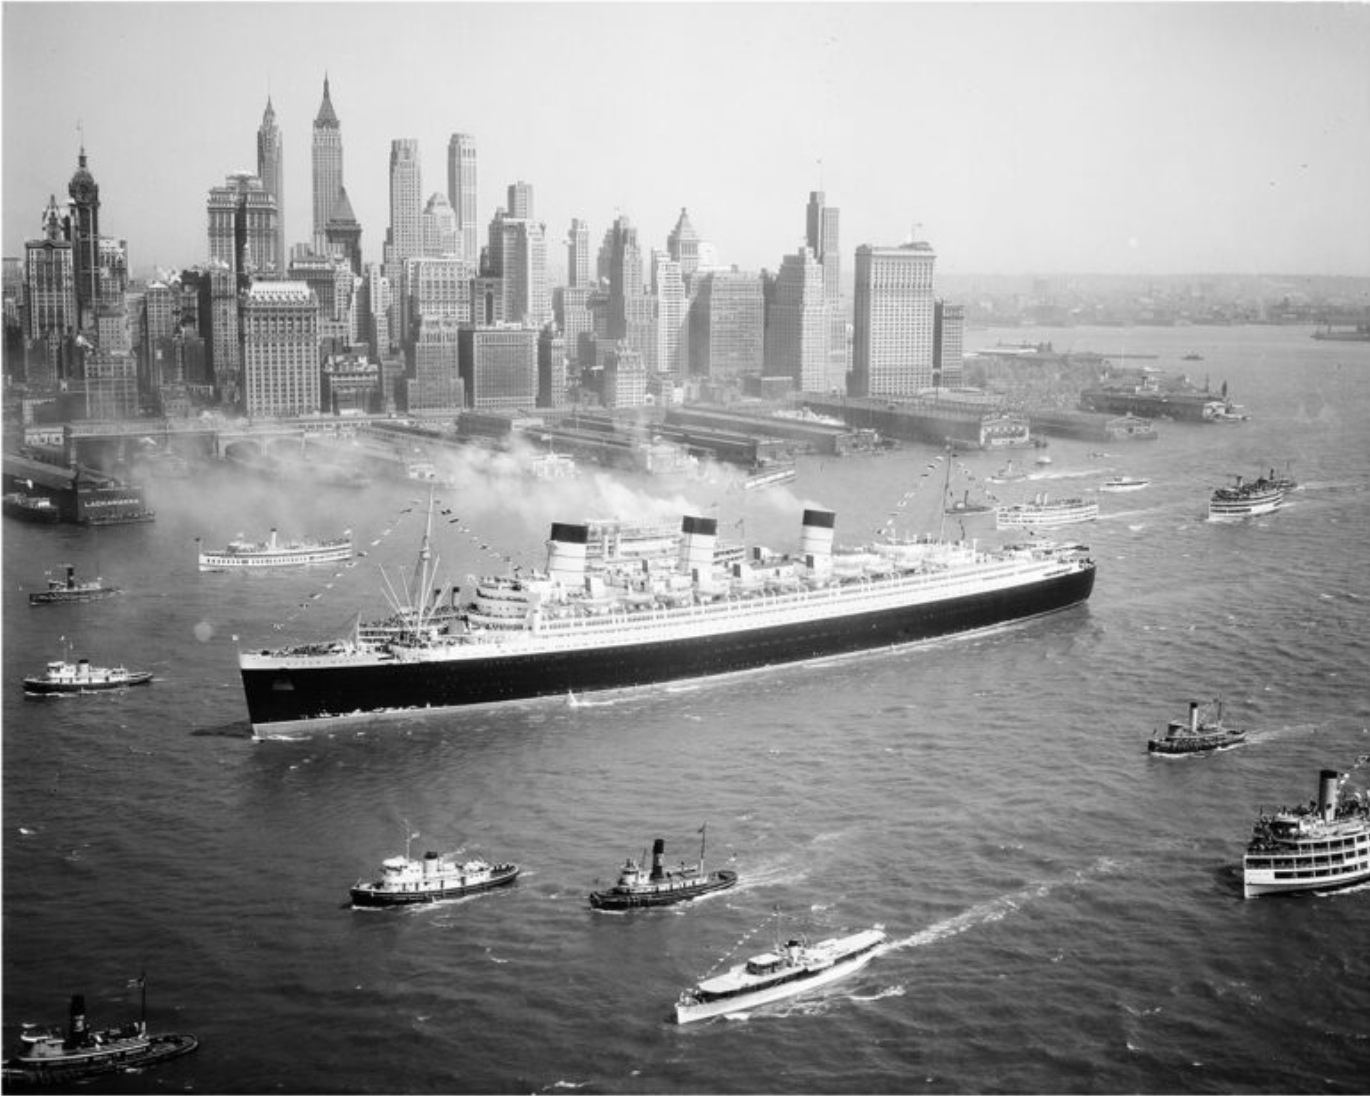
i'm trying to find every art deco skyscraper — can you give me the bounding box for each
[567,218,591,289]
[851,240,937,398]
[256,97,285,271]
[447,133,478,264]
[386,139,424,345]
[312,76,345,247]
[765,246,828,392]
[506,181,533,220]
[207,172,280,283]
[805,192,841,299]
[667,208,700,282]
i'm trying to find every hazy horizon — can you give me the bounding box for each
[4,2,1369,280]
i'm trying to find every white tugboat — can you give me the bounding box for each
[675,917,885,1024]
[23,657,153,694]
[350,830,519,907]
[198,528,353,570]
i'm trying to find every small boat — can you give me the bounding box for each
[3,492,61,524]
[1100,476,1150,493]
[1208,473,1283,521]
[943,490,993,516]
[675,918,886,1024]
[198,528,353,570]
[23,658,153,694]
[1243,769,1370,898]
[29,564,121,605]
[1034,453,1052,466]
[995,494,1099,529]
[589,828,737,910]
[1148,699,1246,755]
[986,459,1027,484]
[2,985,198,1088]
[1182,353,1203,361]
[350,831,519,907]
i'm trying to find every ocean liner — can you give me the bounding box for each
[238,500,1096,734]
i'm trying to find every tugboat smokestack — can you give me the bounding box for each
[1189,702,1199,734]
[650,838,665,881]
[66,565,76,589]
[1318,769,1340,821]
[68,995,87,1041]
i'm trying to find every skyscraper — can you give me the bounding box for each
[24,196,75,383]
[805,191,846,389]
[67,147,101,337]
[688,271,765,380]
[324,186,363,275]
[256,97,285,270]
[667,208,700,282]
[851,240,937,398]
[486,206,549,328]
[207,172,280,284]
[422,193,459,257]
[385,139,424,345]
[311,76,345,248]
[567,218,591,289]
[446,133,478,264]
[765,246,827,392]
[652,250,685,378]
[506,180,533,220]
[241,280,320,418]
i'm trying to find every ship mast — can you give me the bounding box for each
[937,445,954,543]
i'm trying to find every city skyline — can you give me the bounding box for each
[4,2,1370,279]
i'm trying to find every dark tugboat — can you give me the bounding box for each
[589,827,738,910]
[2,981,198,1088]
[29,564,121,605]
[3,492,61,524]
[1148,699,1247,755]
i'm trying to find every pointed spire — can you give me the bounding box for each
[314,73,339,128]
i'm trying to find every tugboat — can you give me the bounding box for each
[28,564,120,605]
[2,982,198,1087]
[675,914,886,1024]
[589,827,738,910]
[1148,699,1247,755]
[1243,769,1370,898]
[23,657,153,694]
[350,832,519,907]
[2,492,61,524]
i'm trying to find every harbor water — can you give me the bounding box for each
[3,325,1369,1094]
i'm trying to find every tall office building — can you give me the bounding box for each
[422,193,459,257]
[506,181,534,220]
[652,251,685,378]
[142,279,177,390]
[385,139,424,345]
[933,300,965,388]
[67,147,101,337]
[486,208,548,328]
[765,246,827,392]
[687,271,765,380]
[241,280,320,418]
[851,240,937,398]
[567,218,591,288]
[667,208,700,282]
[405,256,473,329]
[446,133,478,264]
[311,76,345,248]
[207,172,280,284]
[409,314,464,413]
[256,97,285,270]
[805,191,847,389]
[608,216,650,353]
[458,325,538,410]
[23,197,75,384]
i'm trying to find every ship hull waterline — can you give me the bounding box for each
[241,566,1094,734]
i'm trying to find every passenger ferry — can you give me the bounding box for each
[1208,473,1284,521]
[1243,769,1370,898]
[198,528,353,570]
[995,494,1099,529]
[675,924,886,1023]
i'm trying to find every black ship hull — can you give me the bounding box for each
[590,870,738,909]
[1148,732,1246,755]
[349,865,520,906]
[241,566,1094,732]
[2,1033,199,1088]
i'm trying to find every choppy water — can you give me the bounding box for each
[4,325,1369,1094]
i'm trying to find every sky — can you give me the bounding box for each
[4,1,1370,280]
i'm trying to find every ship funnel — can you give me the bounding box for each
[679,516,717,585]
[66,565,76,589]
[1189,702,1199,734]
[68,995,87,1041]
[1318,769,1340,821]
[546,522,589,588]
[269,527,278,550]
[650,838,666,881]
[801,509,836,579]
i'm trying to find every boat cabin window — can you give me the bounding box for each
[746,954,783,975]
